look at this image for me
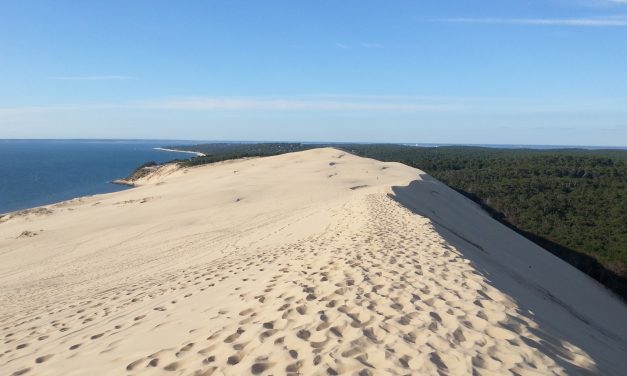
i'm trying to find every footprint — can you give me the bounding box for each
[163,361,180,371]
[35,354,53,364]
[296,329,310,341]
[227,352,243,365]
[429,312,442,322]
[224,328,244,343]
[239,308,254,316]
[183,342,196,350]
[286,360,303,373]
[430,353,448,370]
[260,329,278,341]
[329,326,343,338]
[342,347,362,357]
[251,362,273,374]
[126,358,145,371]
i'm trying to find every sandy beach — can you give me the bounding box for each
[1,148,625,376]
[153,147,206,157]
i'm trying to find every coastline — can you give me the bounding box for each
[153,147,206,157]
[111,179,136,187]
[3,163,170,217]
[3,149,196,216]
[0,141,197,215]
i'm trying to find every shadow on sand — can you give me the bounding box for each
[445,186,627,301]
[390,175,627,375]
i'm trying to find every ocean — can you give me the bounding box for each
[0,140,196,214]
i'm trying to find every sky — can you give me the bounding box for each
[0,0,626,146]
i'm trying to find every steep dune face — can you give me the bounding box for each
[0,148,625,375]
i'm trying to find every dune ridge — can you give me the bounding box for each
[0,148,625,375]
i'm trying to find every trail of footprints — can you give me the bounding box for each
[1,193,586,375]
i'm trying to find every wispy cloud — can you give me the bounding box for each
[3,96,626,118]
[48,75,136,81]
[335,43,349,49]
[360,42,384,48]
[0,96,471,116]
[436,15,627,26]
[138,97,462,112]
[308,94,495,102]
[0,103,122,116]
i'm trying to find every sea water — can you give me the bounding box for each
[0,140,196,214]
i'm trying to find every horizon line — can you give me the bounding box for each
[1,138,625,149]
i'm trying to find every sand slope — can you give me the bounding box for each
[0,148,625,375]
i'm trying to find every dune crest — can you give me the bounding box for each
[1,148,625,375]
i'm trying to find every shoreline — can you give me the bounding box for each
[0,142,202,216]
[153,147,206,157]
[2,149,200,216]
[111,179,136,187]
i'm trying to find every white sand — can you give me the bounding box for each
[0,148,625,375]
[153,147,206,157]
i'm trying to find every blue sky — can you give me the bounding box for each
[1,0,626,145]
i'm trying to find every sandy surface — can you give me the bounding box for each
[0,148,625,375]
[153,148,206,157]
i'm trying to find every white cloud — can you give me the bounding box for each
[335,43,349,49]
[48,75,136,80]
[436,15,627,26]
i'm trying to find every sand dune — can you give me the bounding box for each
[0,148,625,375]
